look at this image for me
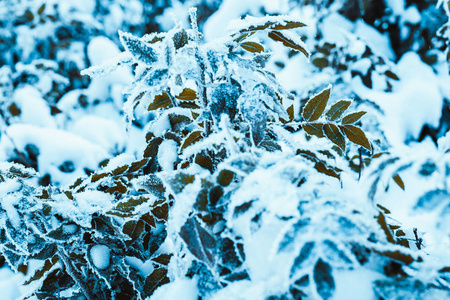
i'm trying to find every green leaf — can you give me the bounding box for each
[240,41,265,53]
[392,174,405,190]
[325,100,352,121]
[373,249,415,265]
[340,125,372,151]
[341,111,366,124]
[323,124,346,151]
[112,165,129,176]
[302,86,331,122]
[148,93,172,111]
[302,123,325,138]
[268,31,309,57]
[217,169,235,187]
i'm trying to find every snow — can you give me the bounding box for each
[149,278,198,300]
[90,245,111,270]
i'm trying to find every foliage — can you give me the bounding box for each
[1,1,450,300]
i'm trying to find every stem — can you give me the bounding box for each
[57,247,93,300]
[189,8,211,137]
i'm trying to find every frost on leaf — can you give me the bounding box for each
[313,259,335,300]
[323,124,346,151]
[302,86,331,122]
[340,125,372,151]
[268,31,309,58]
[325,100,351,121]
[341,111,366,124]
[119,31,158,65]
[179,217,216,267]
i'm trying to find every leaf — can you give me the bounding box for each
[217,169,235,187]
[313,259,335,300]
[340,125,372,151]
[119,31,157,65]
[152,254,172,266]
[377,204,391,214]
[302,86,331,122]
[268,31,309,58]
[312,57,329,68]
[286,104,295,122]
[373,249,415,265]
[240,41,265,53]
[237,20,306,35]
[24,256,59,285]
[148,93,172,111]
[302,123,325,138]
[91,172,109,183]
[392,174,405,190]
[376,212,395,244]
[341,111,366,125]
[128,159,149,173]
[179,217,216,267]
[180,130,203,151]
[37,3,45,15]
[143,267,170,297]
[175,88,197,101]
[8,103,21,116]
[323,124,346,151]
[290,242,315,277]
[112,165,128,176]
[325,100,351,121]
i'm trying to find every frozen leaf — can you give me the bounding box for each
[340,125,371,151]
[173,29,188,49]
[312,57,329,68]
[373,249,415,265]
[302,123,324,138]
[119,31,157,65]
[377,212,395,244]
[302,86,331,122]
[180,217,216,267]
[392,174,405,190]
[240,42,265,53]
[313,259,335,300]
[341,111,366,125]
[325,100,351,121]
[176,88,197,101]
[236,20,306,36]
[148,93,172,111]
[24,256,59,285]
[268,31,309,57]
[144,267,169,297]
[323,124,345,151]
[180,130,203,151]
[290,242,315,277]
[152,254,172,266]
[128,159,149,173]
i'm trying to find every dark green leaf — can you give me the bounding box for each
[24,256,59,285]
[180,130,203,151]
